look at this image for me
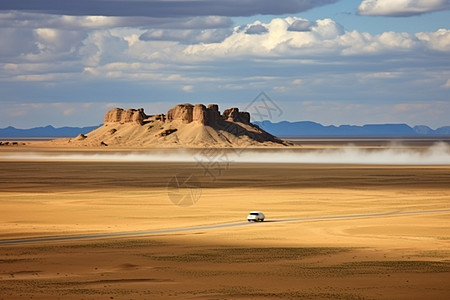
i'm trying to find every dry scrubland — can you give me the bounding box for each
[0,143,449,299]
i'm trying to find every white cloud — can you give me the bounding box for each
[33,28,86,58]
[2,16,449,87]
[358,0,450,17]
[339,31,421,55]
[184,18,315,57]
[79,30,129,67]
[184,17,448,59]
[416,28,450,51]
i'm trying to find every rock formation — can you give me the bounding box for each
[206,104,221,124]
[222,107,250,124]
[164,103,241,126]
[105,103,253,127]
[104,108,147,125]
[62,103,290,148]
[167,104,194,123]
[193,104,207,124]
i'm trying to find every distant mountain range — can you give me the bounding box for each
[253,121,450,137]
[0,125,100,138]
[1,121,450,138]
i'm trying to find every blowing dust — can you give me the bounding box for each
[3,142,450,165]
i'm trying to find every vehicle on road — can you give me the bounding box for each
[247,211,265,222]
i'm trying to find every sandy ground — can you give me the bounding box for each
[0,144,449,299]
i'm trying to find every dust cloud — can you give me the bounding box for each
[3,142,450,165]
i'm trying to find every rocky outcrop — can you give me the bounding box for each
[206,104,221,124]
[104,108,147,125]
[167,104,194,123]
[60,103,290,148]
[146,114,165,122]
[105,104,252,127]
[193,104,222,125]
[193,104,207,124]
[222,107,250,124]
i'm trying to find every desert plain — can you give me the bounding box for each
[0,140,449,299]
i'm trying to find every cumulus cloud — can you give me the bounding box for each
[78,30,129,67]
[3,16,449,85]
[2,16,449,78]
[184,17,450,58]
[0,0,339,17]
[33,28,86,59]
[358,0,450,17]
[415,28,450,51]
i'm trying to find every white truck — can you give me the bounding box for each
[247,211,265,222]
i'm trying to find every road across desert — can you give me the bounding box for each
[1,208,449,246]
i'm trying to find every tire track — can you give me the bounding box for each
[1,208,449,246]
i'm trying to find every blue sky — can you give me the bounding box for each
[1,0,449,128]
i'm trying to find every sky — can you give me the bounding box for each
[1,0,449,129]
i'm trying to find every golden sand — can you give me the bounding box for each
[0,146,449,299]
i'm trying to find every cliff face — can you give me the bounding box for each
[104,104,253,127]
[67,103,290,148]
[104,108,147,125]
[167,104,194,123]
[222,107,250,124]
